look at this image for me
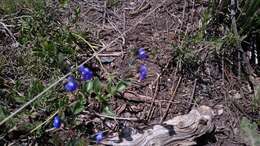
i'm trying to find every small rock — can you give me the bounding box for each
[217,108,224,116]
[233,93,241,99]
[233,127,239,135]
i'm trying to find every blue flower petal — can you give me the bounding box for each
[78,65,85,73]
[79,66,93,81]
[53,115,61,128]
[139,65,148,80]
[64,76,78,92]
[96,132,104,143]
[138,48,148,60]
[67,75,75,81]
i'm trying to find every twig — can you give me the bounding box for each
[77,52,123,58]
[107,18,125,45]
[160,76,182,123]
[107,17,125,58]
[30,110,59,133]
[147,73,160,121]
[96,114,139,121]
[129,1,151,16]
[98,52,123,57]
[187,79,197,113]
[123,91,194,105]
[71,32,109,75]
[123,91,154,102]
[178,0,187,42]
[0,0,169,126]
[0,22,19,47]
[93,112,139,121]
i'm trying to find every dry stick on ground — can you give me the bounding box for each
[224,68,260,120]
[0,0,169,126]
[107,17,126,56]
[178,0,187,42]
[107,18,125,46]
[160,76,182,123]
[95,113,139,121]
[146,73,161,121]
[98,52,122,57]
[129,0,151,16]
[82,110,139,121]
[0,21,19,47]
[187,79,197,113]
[71,32,109,75]
[123,91,198,105]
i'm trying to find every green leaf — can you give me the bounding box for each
[13,95,27,104]
[102,106,115,116]
[95,94,110,103]
[71,102,84,115]
[107,77,114,93]
[93,78,101,94]
[240,117,260,146]
[0,107,8,121]
[70,95,86,115]
[84,80,94,94]
[59,0,70,7]
[74,6,81,19]
[109,86,117,96]
[116,80,128,93]
[28,80,45,98]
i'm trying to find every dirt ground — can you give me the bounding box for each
[66,0,258,145]
[1,0,259,145]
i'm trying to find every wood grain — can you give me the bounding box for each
[102,106,214,146]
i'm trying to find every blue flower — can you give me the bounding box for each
[64,76,78,92]
[139,65,148,80]
[95,132,104,143]
[53,115,61,128]
[67,75,75,81]
[138,48,148,60]
[78,65,86,73]
[79,65,93,81]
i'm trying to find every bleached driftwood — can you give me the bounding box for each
[103,106,214,146]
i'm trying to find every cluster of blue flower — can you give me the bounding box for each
[53,66,94,128]
[53,65,93,127]
[53,65,105,142]
[138,48,148,80]
[52,48,148,142]
[64,66,94,92]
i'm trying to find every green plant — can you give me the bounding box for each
[0,0,45,14]
[59,0,70,7]
[0,1,88,129]
[83,77,128,114]
[240,117,260,146]
[253,85,260,110]
[237,0,260,36]
[19,14,76,67]
[209,0,259,44]
[84,77,128,103]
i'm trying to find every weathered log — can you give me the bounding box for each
[102,106,214,146]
